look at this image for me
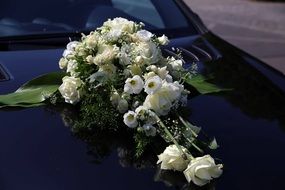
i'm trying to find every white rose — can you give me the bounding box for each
[135,30,153,42]
[103,17,136,38]
[63,41,79,58]
[66,60,78,76]
[143,124,156,136]
[84,33,98,49]
[59,76,84,105]
[59,58,68,69]
[117,99,129,113]
[183,155,223,186]
[94,44,118,65]
[123,111,138,128]
[124,75,144,94]
[144,75,162,95]
[157,145,189,172]
[135,41,161,64]
[157,34,169,45]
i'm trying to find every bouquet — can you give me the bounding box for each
[0,18,223,187]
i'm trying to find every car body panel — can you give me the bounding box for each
[0,0,285,189]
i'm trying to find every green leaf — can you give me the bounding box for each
[0,72,65,108]
[185,74,225,94]
[208,137,219,150]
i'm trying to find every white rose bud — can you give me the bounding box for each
[123,111,138,128]
[59,76,84,105]
[157,145,189,172]
[59,58,68,69]
[183,155,223,186]
[117,99,129,113]
[158,34,169,45]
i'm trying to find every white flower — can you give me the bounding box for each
[143,124,156,136]
[110,91,121,107]
[66,60,78,76]
[157,66,169,80]
[143,71,157,81]
[158,34,169,45]
[59,76,84,105]
[157,145,189,172]
[103,17,136,41]
[129,64,142,76]
[135,41,161,64]
[135,30,153,42]
[183,155,223,186]
[94,45,118,65]
[144,75,162,95]
[169,58,183,71]
[143,81,184,116]
[124,75,144,94]
[63,41,79,58]
[59,58,68,69]
[117,99,129,113]
[98,63,117,77]
[84,33,98,49]
[123,111,138,128]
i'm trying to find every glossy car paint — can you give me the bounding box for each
[0,1,285,190]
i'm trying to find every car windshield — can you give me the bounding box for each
[0,0,198,38]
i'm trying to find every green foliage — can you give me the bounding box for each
[185,74,227,95]
[72,85,120,132]
[134,132,151,158]
[0,72,65,108]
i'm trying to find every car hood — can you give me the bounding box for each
[0,34,285,190]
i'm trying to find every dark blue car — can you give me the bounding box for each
[0,0,285,189]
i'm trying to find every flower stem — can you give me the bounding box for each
[154,114,194,160]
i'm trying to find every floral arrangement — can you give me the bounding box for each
[0,18,223,187]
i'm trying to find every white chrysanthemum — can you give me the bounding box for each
[144,76,162,95]
[124,75,144,94]
[183,155,223,186]
[143,124,156,136]
[157,34,169,45]
[59,76,84,105]
[157,145,189,172]
[123,111,138,128]
[135,30,153,42]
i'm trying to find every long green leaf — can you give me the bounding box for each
[185,74,225,94]
[0,72,65,108]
